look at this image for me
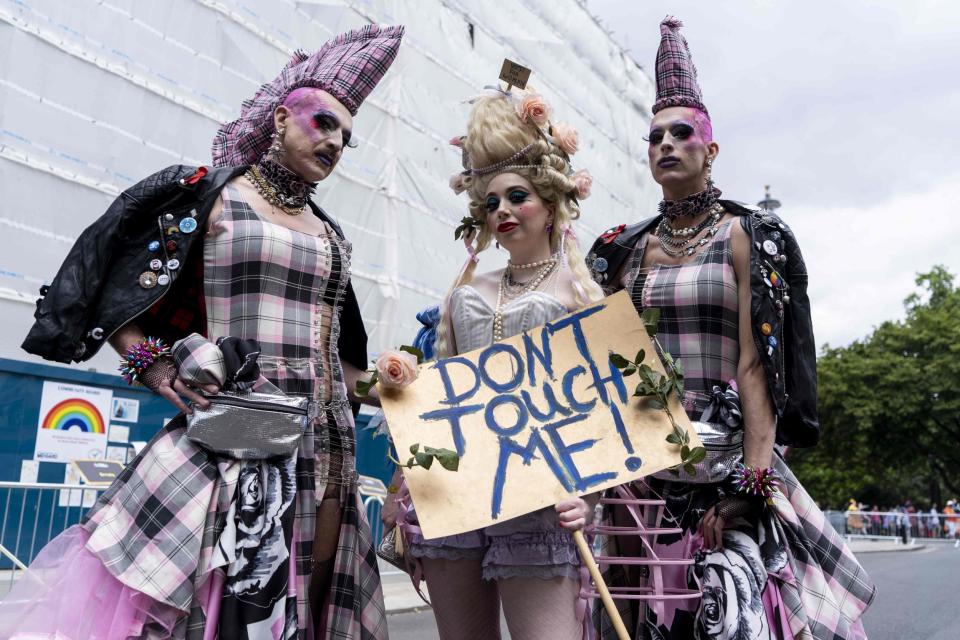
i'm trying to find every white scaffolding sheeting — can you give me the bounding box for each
[0,0,657,371]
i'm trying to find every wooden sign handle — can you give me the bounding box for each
[573,529,630,640]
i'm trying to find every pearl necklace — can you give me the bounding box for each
[659,202,724,239]
[493,258,559,341]
[508,255,556,270]
[655,203,725,258]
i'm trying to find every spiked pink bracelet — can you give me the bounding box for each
[119,337,171,385]
[731,463,779,505]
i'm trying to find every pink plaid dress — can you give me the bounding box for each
[0,184,386,640]
[195,184,386,638]
[596,221,874,640]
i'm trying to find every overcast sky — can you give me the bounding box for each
[589,0,960,348]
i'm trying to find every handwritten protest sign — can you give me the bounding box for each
[381,291,698,539]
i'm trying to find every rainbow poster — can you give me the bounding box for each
[42,398,107,434]
[35,381,111,462]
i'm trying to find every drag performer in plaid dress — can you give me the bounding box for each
[593,224,874,639]
[588,17,874,640]
[1,24,403,640]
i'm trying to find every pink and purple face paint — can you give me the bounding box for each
[648,107,713,146]
[283,87,354,152]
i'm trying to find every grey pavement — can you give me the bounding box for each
[380,563,431,615]
[858,543,960,640]
[384,542,959,639]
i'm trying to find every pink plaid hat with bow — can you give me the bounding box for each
[212,24,404,167]
[652,17,708,116]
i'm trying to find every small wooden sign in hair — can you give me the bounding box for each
[499,59,532,91]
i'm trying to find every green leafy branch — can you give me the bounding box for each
[609,308,707,477]
[388,443,461,472]
[454,215,484,241]
[355,345,424,398]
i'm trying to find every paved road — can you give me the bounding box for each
[858,544,959,640]
[386,545,960,639]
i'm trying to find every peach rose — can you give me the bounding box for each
[449,172,467,194]
[375,350,419,389]
[552,122,579,155]
[516,93,551,127]
[449,136,465,148]
[571,169,593,200]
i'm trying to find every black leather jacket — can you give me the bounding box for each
[22,164,368,373]
[586,200,819,448]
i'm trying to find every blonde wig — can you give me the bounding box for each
[435,89,603,358]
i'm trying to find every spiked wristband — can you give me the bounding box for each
[730,463,779,505]
[119,337,171,385]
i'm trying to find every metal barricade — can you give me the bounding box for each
[0,474,392,593]
[0,481,104,590]
[824,509,960,548]
[358,475,388,546]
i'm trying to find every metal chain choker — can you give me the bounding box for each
[247,156,317,215]
[658,185,722,220]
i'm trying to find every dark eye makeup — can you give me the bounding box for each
[507,189,528,203]
[313,110,355,148]
[645,123,694,144]
[486,186,530,213]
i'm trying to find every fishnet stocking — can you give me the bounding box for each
[499,576,582,640]
[421,557,501,640]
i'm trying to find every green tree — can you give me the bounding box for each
[790,266,960,509]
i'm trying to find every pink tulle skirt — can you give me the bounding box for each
[0,525,185,639]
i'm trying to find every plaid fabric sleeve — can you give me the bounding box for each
[173,333,225,387]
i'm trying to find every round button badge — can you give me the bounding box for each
[149,259,163,270]
[179,217,198,234]
[166,258,181,271]
[157,274,171,286]
[138,272,158,289]
[762,240,779,256]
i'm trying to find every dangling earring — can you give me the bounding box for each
[269,124,286,158]
[546,222,554,235]
[495,241,500,250]
[705,156,714,189]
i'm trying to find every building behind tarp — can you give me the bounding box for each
[0,0,656,491]
[0,0,656,371]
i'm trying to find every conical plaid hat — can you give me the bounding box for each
[651,17,708,115]
[212,24,404,167]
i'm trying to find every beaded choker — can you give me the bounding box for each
[248,156,317,213]
[658,185,722,220]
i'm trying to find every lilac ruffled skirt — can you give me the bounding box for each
[0,526,186,639]
[406,506,581,581]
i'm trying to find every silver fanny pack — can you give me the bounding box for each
[652,383,744,484]
[186,390,313,459]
